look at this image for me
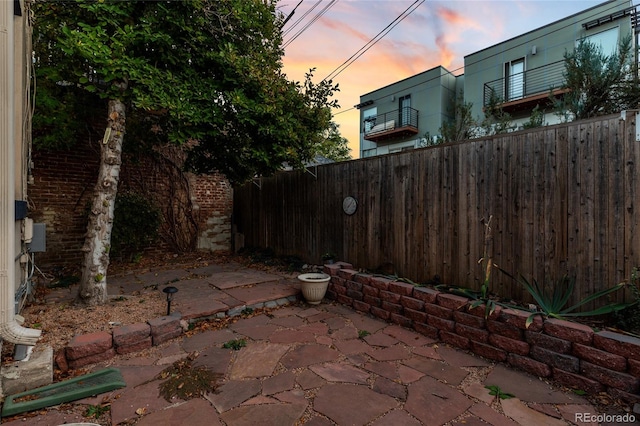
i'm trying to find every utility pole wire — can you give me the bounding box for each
[283,0,318,37]
[281,0,304,28]
[283,0,338,49]
[323,0,425,82]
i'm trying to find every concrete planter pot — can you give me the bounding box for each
[297,273,331,305]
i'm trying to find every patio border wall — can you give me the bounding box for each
[325,262,640,403]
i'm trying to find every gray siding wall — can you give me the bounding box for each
[464,0,633,119]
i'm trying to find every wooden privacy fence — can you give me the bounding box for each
[233,112,640,307]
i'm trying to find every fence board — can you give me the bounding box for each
[233,113,640,307]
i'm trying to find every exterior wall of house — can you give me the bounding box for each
[359,66,459,158]
[0,0,41,345]
[3,0,29,308]
[463,0,634,122]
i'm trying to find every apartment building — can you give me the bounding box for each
[359,0,637,158]
[359,66,459,158]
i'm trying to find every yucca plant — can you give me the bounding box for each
[511,273,632,328]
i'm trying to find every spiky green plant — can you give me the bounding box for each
[506,273,632,328]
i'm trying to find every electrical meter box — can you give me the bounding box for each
[27,223,46,253]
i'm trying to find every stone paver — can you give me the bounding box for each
[110,380,176,425]
[314,383,398,425]
[207,271,282,289]
[437,345,490,367]
[187,264,226,276]
[219,403,307,426]
[297,369,326,390]
[364,332,399,347]
[469,402,520,426]
[368,344,411,361]
[205,379,261,413]
[19,264,626,426]
[192,346,234,375]
[501,398,568,426]
[383,324,435,346]
[373,376,407,400]
[268,328,316,344]
[232,323,280,340]
[229,342,288,379]
[262,371,296,395]
[333,338,370,355]
[405,375,473,425]
[280,344,341,369]
[310,363,370,384]
[462,381,495,405]
[485,364,587,404]
[365,361,399,381]
[180,328,238,352]
[402,356,469,385]
[224,281,298,305]
[369,409,422,426]
[136,398,221,426]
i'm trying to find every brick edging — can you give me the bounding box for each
[324,262,640,403]
[55,295,298,371]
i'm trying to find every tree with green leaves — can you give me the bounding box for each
[313,121,351,162]
[439,90,477,143]
[479,90,513,136]
[554,35,640,120]
[32,0,339,306]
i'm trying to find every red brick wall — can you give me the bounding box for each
[29,143,100,269]
[191,173,233,252]
[28,141,232,269]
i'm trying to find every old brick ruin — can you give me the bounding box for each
[28,140,232,269]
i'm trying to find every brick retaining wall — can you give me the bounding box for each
[54,295,298,371]
[324,262,640,404]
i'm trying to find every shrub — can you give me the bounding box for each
[111,192,161,262]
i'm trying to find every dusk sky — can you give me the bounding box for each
[277,0,633,158]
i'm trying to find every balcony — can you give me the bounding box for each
[363,107,419,142]
[483,60,567,113]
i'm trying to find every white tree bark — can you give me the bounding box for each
[77,98,125,306]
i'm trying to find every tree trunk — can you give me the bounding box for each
[77,98,126,306]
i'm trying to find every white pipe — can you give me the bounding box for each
[0,0,41,346]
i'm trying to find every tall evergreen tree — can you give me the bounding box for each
[556,35,640,120]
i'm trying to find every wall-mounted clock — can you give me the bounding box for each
[343,196,358,215]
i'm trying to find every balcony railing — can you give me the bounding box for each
[483,60,566,110]
[363,107,419,142]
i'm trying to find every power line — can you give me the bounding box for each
[283,0,337,48]
[283,0,339,49]
[323,0,425,82]
[281,0,305,28]
[283,0,318,38]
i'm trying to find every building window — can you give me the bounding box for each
[362,148,377,158]
[363,107,377,133]
[399,95,411,126]
[505,58,524,101]
[581,27,619,57]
